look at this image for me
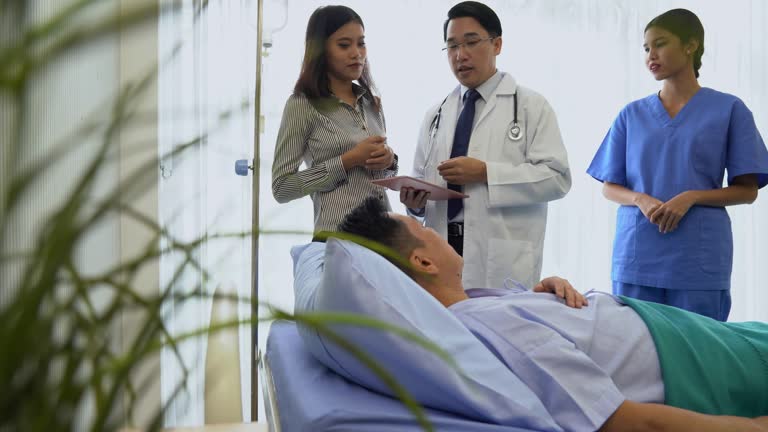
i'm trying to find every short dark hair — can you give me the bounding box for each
[443,1,502,41]
[645,9,705,78]
[337,197,424,278]
[294,5,379,109]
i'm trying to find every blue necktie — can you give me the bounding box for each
[448,89,481,220]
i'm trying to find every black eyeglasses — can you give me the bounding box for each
[443,37,496,53]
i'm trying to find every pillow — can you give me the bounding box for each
[292,242,325,313]
[291,239,560,430]
[291,242,330,362]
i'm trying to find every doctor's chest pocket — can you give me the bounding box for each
[496,123,527,163]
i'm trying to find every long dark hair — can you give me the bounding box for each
[645,9,705,78]
[294,5,379,109]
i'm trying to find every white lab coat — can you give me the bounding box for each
[411,73,571,290]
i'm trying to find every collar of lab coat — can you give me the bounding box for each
[474,72,518,129]
[459,71,518,102]
[435,72,520,161]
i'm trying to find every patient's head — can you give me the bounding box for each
[338,197,424,276]
[338,197,465,303]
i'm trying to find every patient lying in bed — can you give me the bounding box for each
[332,197,768,432]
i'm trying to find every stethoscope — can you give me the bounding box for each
[425,91,522,172]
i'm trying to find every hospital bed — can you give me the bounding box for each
[260,320,538,432]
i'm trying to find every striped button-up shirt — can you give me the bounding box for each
[271,86,397,232]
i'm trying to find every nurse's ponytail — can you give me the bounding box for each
[645,9,705,78]
[692,46,703,79]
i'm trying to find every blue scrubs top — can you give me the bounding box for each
[588,88,768,291]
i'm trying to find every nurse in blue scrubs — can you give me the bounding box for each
[587,8,768,321]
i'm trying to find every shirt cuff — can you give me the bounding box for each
[592,390,626,431]
[407,207,425,217]
[388,153,399,172]
[325,156,348,188]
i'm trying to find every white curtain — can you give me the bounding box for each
[158,0,256,426]
[260,0,767,323]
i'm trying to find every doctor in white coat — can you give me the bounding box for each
[401,1,571,290]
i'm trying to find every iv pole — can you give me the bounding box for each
[251,0,264,421]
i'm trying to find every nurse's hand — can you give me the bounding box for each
[437,157,487,184]
[534,277,588,309]
[400,187,429,209]
[649,191,696,234]
[634,193,663,221]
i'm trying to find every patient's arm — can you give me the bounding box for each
[600,400,768,432]
[533,276,588,308]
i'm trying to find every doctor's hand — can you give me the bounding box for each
[400,187,430,209]
[365,141,395,170]
[649,191,696,234]
[533,277,588,309]
[341,135,387,170]
[437,157,487,185]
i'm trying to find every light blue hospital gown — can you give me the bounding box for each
[450,288,664,432]
[587,88,768,292]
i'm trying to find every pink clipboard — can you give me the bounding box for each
[371,176,468,201]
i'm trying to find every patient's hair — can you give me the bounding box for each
[338,197,424,278]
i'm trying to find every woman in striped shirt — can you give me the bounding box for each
[271,5,398,233]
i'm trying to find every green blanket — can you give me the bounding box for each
[620,296,768,416]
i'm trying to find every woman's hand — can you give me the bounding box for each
[649,191,696,234]
[533,277,588,308]
[400,187,429,209]
[365,140,395,170]
[341,135,387,170]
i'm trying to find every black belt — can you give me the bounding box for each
[447,222,464,237]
